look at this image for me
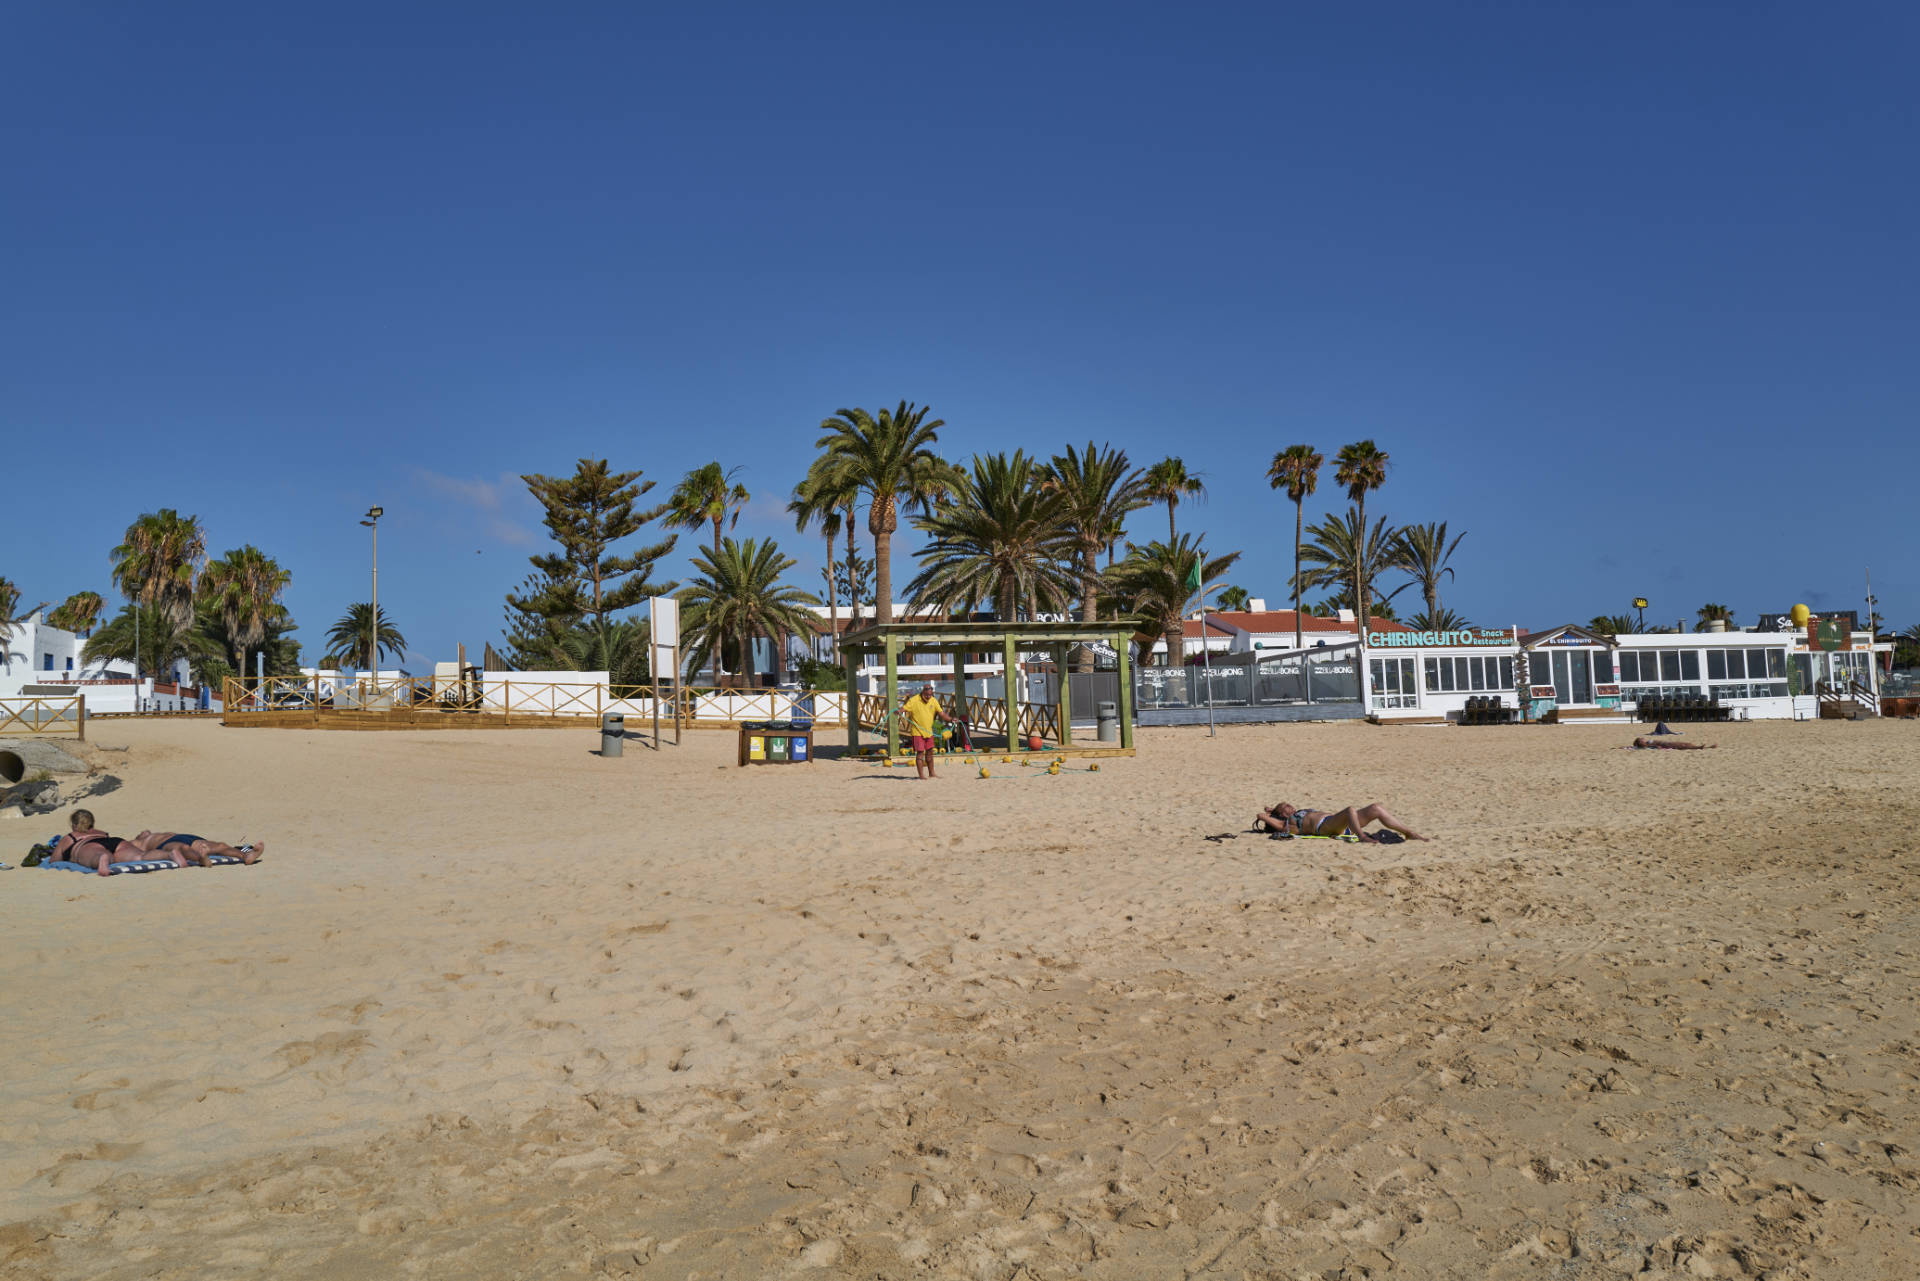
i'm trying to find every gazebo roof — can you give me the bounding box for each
[837,619,1144,656]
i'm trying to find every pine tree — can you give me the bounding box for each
[501,460,678,667]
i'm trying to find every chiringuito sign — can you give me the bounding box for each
[1366,628,1512,648]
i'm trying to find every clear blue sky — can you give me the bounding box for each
[6,2,1915,663]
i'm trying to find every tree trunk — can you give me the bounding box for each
[1164,622,1182,669]
[1166,500,1177,546]
[1077,544,1097,674]
[871,493,897,625]
[1292,497,1304,651]
[825,532,839,663]
[844,506,859,630]
[713,514,723,559]
[1354,496,1368,633]
[773,628,786,684]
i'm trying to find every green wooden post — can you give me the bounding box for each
[884,635,901,758]
[1055,644,1072,745]
[1002,631,1021,748]
[1115,631,1135,749]
[845,645,861,752]
[952,643,967,739]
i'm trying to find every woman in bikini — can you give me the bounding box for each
[52,810,187,876]
[132,830,264,866]
[1254,800,1430,844]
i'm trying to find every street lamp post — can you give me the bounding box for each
[1633,596,1648,633]
[360,507,383,675]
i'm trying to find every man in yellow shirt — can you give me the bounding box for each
[899,682,952,779]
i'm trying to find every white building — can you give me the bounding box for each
[0,610,212,713]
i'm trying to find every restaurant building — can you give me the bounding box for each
[1364,617,1889,722]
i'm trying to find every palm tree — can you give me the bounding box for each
[0,578,48,668]
[1331,441,1390,635]
[1217,585,1250,612]
[557,617,653,686]
[47,590,105,636]
[1042,442,1146,666]
[664,462,752,557]
[1396,522,1467,623]
[1266,444,1322,650]
[199,546,291,674]
[815,402,954,624]
[1142,457,1206,546]
[1589,614,1637,637]
[1409,607,1471,631]
[678,537,820,687]
[906,451,1078,622]
[323,604,406,669]
[1695,603,1735,631]
[788,465,845,661]
[1296,510,1409,628]
[1106,536,1241,669]
[83,603,224,684]
[110,509,207,636]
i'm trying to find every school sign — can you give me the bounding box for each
[1365,628,1514,649]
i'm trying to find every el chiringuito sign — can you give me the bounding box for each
[1366,627,1513,648]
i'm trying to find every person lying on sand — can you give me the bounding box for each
[133,831,265,866]
[51,809,183,875]
[1631,736,1715,750]
[1254,801,1429,843]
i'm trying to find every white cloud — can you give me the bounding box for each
[413,468,541,548]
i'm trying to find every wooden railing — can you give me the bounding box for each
[853,691,1062,744]
[0,695,85,738]
[222,677,846,727]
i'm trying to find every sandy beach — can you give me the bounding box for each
[4,716,1918,1279]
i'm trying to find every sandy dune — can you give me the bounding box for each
[4,716,1918,1279]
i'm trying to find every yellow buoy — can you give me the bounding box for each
[1089,762,1100,772]
[1789,602,1810,625]
[1047,762,1061,775]
[978,766,990,778]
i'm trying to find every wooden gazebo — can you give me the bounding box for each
[838,620,1139,758]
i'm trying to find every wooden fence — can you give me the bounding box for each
[221,677,846,728]
[853,690,1060,744]
[0,694,85,739]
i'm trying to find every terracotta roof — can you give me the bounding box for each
[1179,610,1411,639]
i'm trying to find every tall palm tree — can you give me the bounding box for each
[788,465,844,661]
[1217,585,1250,611]
[1296,509,1409,628]
[1105,536,1241,669]
[1695,603,1735,631]
[323,604,406,669]
[1267,444,1322,650]
[906,451,1078,622]
[664,462,752,557]
[110,509,207,636]
[47,591,106,635]
[1042,442,1146,667]
[1332,441,1390,634]
[199,546,291,674]
[557,617,653,686]
[1589,614,1637,637]
[0,577,48,669]
[1142,457,1206,546]
[1396,522,1467,624]
[815,402,954,624]
[678,537,820,686]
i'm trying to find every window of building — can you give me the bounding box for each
[43,653,54,671]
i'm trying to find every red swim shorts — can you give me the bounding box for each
[910,735,935,753]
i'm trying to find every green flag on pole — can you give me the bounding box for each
[1184,561,1202,592]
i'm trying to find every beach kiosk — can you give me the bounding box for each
[838,619,1141,760]
[1517,624,1625,722]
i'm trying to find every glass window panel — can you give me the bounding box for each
[1768,650,1786,678]
[1707,650,1727,680]
[1619,652,1639,682]
[1734,650,1754,679]
[1424,658,1438,690]
[1501,657,1515,688]
[1470,658,1485,690]
[1660,650,1680,681]
[1681,650,1700,680]
[1436,659,1451,691]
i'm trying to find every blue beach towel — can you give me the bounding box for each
[42,853,251,874]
